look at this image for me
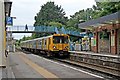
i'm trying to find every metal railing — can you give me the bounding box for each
[7,26,34,31]
[7,26,89,37]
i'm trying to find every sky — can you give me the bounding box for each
[10,0,96,39]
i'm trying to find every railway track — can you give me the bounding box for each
[55,58,119,79]
[68,53,120,78]
[16,48,120,79]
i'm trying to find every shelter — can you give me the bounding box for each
[78,11,120,55]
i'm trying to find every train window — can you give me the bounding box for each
[39,40,42,45]
[45,40,47,45]
[33,41,36,46]
[53,36,68,44]
[64,36,69,43]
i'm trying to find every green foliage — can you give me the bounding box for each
[92,2,120,19]
[33,1,68,38]
[66,9,94,32]
[20,36,32,41]
[48,22,65,29]
[15,40,20,47]
[34,1,68,26]
[66,1,120,32]
[20,1,120,41]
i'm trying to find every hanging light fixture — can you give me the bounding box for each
[4,0,12,17]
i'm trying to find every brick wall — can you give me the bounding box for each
[91,24,120,54]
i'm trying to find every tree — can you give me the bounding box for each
[66,9,94,32]
[48,22,64,29]
[34,1,68,26]
[92,2,120,19]
[66,1,120,30]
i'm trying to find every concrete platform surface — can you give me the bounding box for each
[69,51,119,58]
[1,51,104,79]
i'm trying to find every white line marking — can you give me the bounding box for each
[30,54,104,79]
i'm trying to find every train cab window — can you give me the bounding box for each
[64,36,69,43]
[53,36,69,44]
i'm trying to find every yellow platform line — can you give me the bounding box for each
[19,53,59,79]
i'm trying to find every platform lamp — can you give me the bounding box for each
[4,0,12,27]
[4,0,12,17]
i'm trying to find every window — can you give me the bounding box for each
[39,40,42,45]
[45,40,47,45]
[53,36,68,44]
[100,32,109,40]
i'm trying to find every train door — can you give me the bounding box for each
[42,39,44,50]
[36,40,38,49]
[47,38,50,50]
[44,39,47,50]
[117,29,120,54]
[48,38,52,50]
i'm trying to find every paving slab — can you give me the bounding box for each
[7,52,44,78]
[5,51,104,79]
[24,53,104,79]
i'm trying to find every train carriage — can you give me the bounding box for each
[21,34,70,57]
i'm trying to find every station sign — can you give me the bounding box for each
[6,17,13,26]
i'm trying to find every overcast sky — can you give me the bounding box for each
[10,0,96,39]
[11,0,96,25]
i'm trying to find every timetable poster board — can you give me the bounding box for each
[91,38,96,46]
[111,36,115,46]
[94,38,96,46]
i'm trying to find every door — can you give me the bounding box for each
[98,32,110,53]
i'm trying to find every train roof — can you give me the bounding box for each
[21,35,53,43]
[53,34,69,36]
[21,34,69,43]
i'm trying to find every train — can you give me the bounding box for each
[20,34,70,57]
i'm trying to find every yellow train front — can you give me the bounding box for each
[21,34,70,57]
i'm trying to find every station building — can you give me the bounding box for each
[79,11,120,55]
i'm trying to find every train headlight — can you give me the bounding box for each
[65,46,68,49]
[53,46,56,49]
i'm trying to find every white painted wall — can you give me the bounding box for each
[0,0,5,66]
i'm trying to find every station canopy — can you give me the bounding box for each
[78,11,120,29]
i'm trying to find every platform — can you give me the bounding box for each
[0,51,104,79]
[69,51,119,58]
